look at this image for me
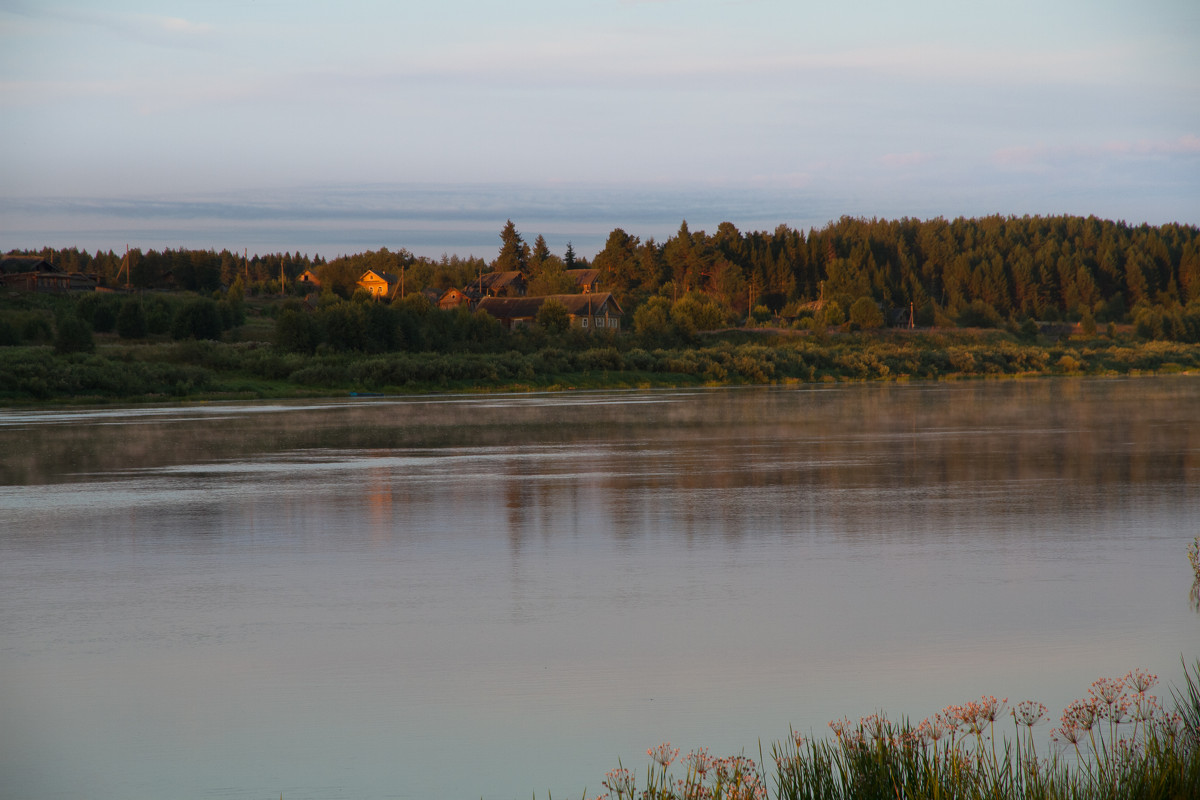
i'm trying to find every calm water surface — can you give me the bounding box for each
[1,379,1197,799]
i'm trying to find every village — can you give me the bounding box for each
[0,252,626,337]
[305,265,624,333]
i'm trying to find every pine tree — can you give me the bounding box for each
[494,220,529,275]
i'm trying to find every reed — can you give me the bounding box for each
[575,664,1200,800]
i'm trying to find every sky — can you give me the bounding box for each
[1,0,1198,259]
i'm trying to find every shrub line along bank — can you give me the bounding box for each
[1,329,1199,404]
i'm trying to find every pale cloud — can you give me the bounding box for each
[1100,134,1200,156]
[1,3,218,45]
[992,145,1054,170]
[879,152,934,169]
[993,135,1200,171]
[346,35,1146,93]
[153,15,216,36]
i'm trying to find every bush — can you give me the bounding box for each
[116,298,148,339]
[54,315,95,354]
[1016,318,1039,343]
[0,317,20,346]
[275,309,321,354]
[634,297,674,340]
[171,298,223,341]
[536,298,570,334]
[671,294,728,334]
[144,295,173,334]
[849,297,884,329]
[322,303,368,352]
[957,300,1003,328]
[91,301,117,333]
[819,300,845,327]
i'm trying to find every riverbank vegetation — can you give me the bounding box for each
[3,213,1200,403]
[1,325,1199,403]
[577,664,1200,800]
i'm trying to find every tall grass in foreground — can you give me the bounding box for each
[576,664,1200,800]
[1189,538,1200,612]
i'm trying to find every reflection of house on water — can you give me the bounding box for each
[365,463,394,541]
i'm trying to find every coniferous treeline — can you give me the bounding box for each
[591,215,1200,325]
[10,213,1200,332]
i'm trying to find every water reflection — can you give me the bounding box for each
[0,379,1197,800]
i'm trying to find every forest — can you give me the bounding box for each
[14,213,1200,335]
[3,213,1200,402]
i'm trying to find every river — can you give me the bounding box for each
[1,378,1197,799]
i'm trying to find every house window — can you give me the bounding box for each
[581,318,588,328]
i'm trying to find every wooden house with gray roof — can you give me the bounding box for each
[476,293,623,332]
[473,270,527,298]
[0,256,95,293]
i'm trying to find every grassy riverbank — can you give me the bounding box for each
[2,328,1199,405]
[575,663,1200,800]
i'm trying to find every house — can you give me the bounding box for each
[473,270,527,298]
[357,269,400,299]
[0,256,95,293]
[476,293,624,332]
[564,268,601,293]
[296,269,321,289]
[437,288,472,310]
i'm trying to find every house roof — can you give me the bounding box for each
[477,270,525,289]
[0,256,57,274]
[476,293,623,319]
[358,269,399,286]
[565,268,600,286]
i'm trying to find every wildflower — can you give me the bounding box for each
[1114,736,1144,764]
[946,702,976,727]
[712,756,766,800]
[860,713,888,741]
[1062,698,1099,731]
[926,714,951,742]
[828,717,853,739]
[686,748,714,777]
[648,742,679,768]
[675,776,712,800]
[713,755,758,784]
[603,768,635,799]
[953,702,985,737]
[1130,693,1161,723]
[1089,676,1125,706]
[977,695,1008,723]
[1156,710,1185,738]
[1012,700,1048,728]
[1098,694,1132,724]
[1125,668,1158,694]
[1051,725,1082,746]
